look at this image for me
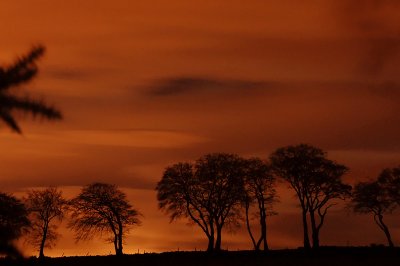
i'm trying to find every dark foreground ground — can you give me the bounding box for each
[2,247,400,266]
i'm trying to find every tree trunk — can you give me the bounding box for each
[117,224,123,256]
[214,225,222,251]
[378,215,394,248]
[309,210,319,249]
[260,221,268,251]
[39,238,45,259]
[39,224,48,259]
[260,210,268,251]
[245,200,258,250]
[302,210,311,250]
[113,234,118,255]
[206,233,214,252]
[206,222,215,252]
[116,245,123,256]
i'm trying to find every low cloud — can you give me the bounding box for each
[147,77,271,96]
[44,67,92,81]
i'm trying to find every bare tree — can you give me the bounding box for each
[69,183,141,256]
[243,158,276,251]
[0,45,62,133]
[270,144,350,250]
[24,187,67,259]
[157,153,246,252]
[352,178,396,248]
[0,192,30,258]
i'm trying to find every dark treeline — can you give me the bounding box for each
[1,144,400,260]
[157,144,400,252]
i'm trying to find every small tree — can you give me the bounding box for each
[0,192,30,258]
[69,183,141,256]
[0,46,62,133]
[157,153,246,252]
[352,178,396,247]
[243,158,276,251]
[24,187,67,259]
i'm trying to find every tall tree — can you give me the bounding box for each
[352,178,396,248]
[0,193,30,258]
[0,46,62,133]
[69,183,141,256]
[157,153,246,252]
[243,158,276,251]
[24,187,67,259]
[270,144,350,250]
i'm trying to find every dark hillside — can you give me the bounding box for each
[2,247,400,266]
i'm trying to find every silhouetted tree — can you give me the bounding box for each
[270,144,350,250]
[352,178,396,248]
[24,187,67,259]
[270,144,317,250]
[305,161,350,249]
[0,45,62,133]
[157,153,246,252]
[243,158,276,251]
[0,192,30,258]
[69,183,141,256]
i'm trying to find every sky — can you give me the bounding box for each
[1,0,400,257]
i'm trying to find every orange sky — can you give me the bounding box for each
[1,0,400,257]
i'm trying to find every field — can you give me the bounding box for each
[1,247,400,266]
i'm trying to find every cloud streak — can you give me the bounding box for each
[147,77,269,96]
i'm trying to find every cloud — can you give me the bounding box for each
[146,76,400,102]
[44,67,92,81]
[147,77,270,96]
